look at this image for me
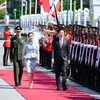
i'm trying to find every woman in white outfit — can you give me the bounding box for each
[22,32,39,89]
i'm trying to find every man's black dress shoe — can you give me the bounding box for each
[15,83,19,86]
[56,87,60,90]
[15,83,21,86]
[19,83,21,86]
[63,87,67,91]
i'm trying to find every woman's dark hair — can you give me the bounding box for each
[28,32,34,37]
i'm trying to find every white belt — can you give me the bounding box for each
[5,40,10,42]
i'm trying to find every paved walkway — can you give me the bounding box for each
[0,40,100,100]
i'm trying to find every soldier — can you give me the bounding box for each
[3,26,11,66]
[46,31,53,69]
[95,34,100,90]
[10,26,26,86]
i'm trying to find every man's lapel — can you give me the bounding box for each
[57,37,60,49]
[61,38,65,49]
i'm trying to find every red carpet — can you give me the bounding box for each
[0,70,97,100]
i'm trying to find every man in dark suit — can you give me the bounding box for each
[52,27,70,91]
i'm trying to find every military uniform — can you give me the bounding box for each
[46,33,53,69]
[10,26,26,86]
[95,37,100,89]
[3,26,11,66]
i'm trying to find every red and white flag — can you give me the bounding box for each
[49,0,61,17]
[0,1,6,10]
[37,0,61,17]
[37,0,50,12]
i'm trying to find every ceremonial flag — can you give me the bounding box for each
[0,1,6,10]
[37,0,60,29]
[37,0,61,17]
[50,0,61,17]
[38,0,50,12]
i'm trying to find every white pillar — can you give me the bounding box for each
[84,10,86,26]
[59,13,62,24]
[78,9,81,25]
[4,15,9,26]
[63,11,67,25]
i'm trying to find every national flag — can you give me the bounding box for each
[38,0,61,17]
[0,1,6,10]
[38,0,53,14]
[49,0,61,17]
[38,0,50,12]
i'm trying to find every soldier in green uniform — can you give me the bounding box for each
[10,26,26,86]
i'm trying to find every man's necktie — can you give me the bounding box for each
[60,39,63,48]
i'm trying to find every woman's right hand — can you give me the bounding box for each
[36,61,40,66]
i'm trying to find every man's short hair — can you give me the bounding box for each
[57,27,64,33]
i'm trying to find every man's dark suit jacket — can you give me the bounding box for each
[52,37,70,64]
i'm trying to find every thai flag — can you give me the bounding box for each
[49,0,61,17]
[38,0,50,12]
[0,1,6,10]
[38,0,61,17]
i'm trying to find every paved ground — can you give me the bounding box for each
[0,40,100,100]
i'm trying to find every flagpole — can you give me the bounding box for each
[35,0,37,14]
[14,9,17,28]
[70,0,72,11]
[54,4,59,29]
[70,0,72,24]
[5,0,7,14]
[66,0,69,25]
[90,0,94,26]
[25,1,27,15]
[21,0,23,15]
[80,0,83,25]
[61,0,63,11]
[73,0,76,25]
[29,0,32,15]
